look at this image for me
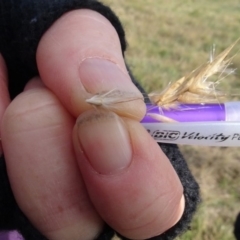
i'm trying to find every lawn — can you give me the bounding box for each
[102,1,240,239]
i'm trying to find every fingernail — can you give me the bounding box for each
[79,58,146,120]
[79,58,139,93]
[77,110,132,175]
[24,78,45,91]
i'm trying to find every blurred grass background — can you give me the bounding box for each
[102,1,240,239]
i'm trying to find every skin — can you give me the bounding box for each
[0,10,185,240]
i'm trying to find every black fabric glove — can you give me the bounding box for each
[0,0,200,239]
[234,213,240,240]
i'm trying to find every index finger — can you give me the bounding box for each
[37,9,145,119]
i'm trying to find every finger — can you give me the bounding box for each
[1,86,103,240]
[73,110,185,239]
[24,77,45,91]
[37,9,145,119]
[0,54,10,154]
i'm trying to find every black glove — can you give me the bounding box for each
[0,0,200,239]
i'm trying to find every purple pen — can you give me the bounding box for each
[142,102,240,123]
[0,231,24,240]
[141,102,240,147]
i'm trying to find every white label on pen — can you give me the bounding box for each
[142,122,240,147]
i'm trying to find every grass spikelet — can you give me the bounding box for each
[149,39,239,108]
[85,89,144,120]
[86,89,144,108]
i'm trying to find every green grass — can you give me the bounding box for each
[102,1,240,239]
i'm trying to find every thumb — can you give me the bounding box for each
[37,9,145,119]
[72,110,185,239]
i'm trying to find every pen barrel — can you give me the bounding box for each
[141,102,240,147]
[142,103,226,123]
[225,102,240,121]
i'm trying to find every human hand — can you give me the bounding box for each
[0,10,184,240]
